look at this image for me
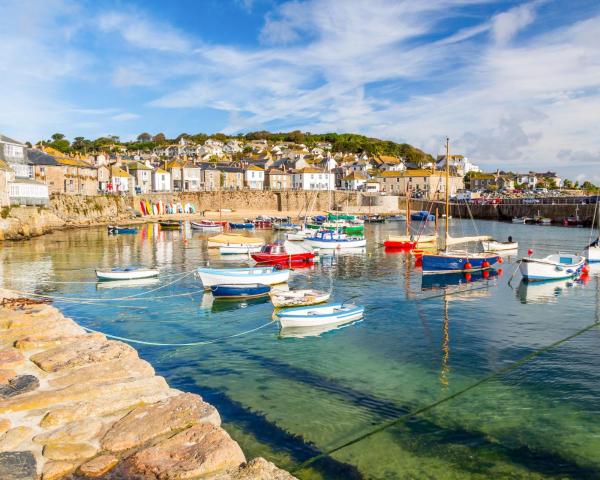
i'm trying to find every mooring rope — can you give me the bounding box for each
[292,318,600,473]
[81,319,277,347]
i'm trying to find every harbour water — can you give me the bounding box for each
[2,220,600,479]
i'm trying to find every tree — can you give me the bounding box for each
[582,181,596,191]
[153,133,166,143]
[48,133,70,153]
[137,133,152,142]
[51,133,65,141]
[563,179,573,189]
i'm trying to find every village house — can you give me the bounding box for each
[467,172,514,191]
[164,159,184,191]
[436,155,481,176]
[291,167,335,191]
[198,163,221,190]
[365,180,381,193]
[0,134,48,206]
[221,166,244,190]
[377,169,464,198]
[98,165,110,192]
[0,159,12,207]
[265,169,291,190]
[182,162,202,191]
[126,162,153,194]
[245,165,265,190]
[341,171,369,191]
[152,168,171,192]
[109,166,132,193]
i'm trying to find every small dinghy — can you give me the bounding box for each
[191,221,223,232]
[219,244,263,255]
[386,214,406,221]
[196,266,290,288]
[108,225,138,234]
[273,223,300,231]
[411,211,435,221]
[229,222,254,229]
[384,234,437,249]
[482,236,518,252]
[96,267,159,281]
[512,217,527,224]
[211,283,270,299]
[160,221,181,230]
[270,288,330,308]
[274,303,364,328]
[286,229,310,241]
[519,253,586,281]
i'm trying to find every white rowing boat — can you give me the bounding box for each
[481,239,518,252]
[219,245,263,255]
[96,268,160,281]
[191,221,223,232]
[519,253,586,281]
[196,266,290,288]
[270,288,330,308]
[274,303,364,328]
[303,230,366,250]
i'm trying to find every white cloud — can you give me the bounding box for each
[112,112,140,121]
[491,2,537,46]
[98,11,192,52]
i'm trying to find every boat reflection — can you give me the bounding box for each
[516,278,580,304]
[278,319,363,339]
[421,269,499,291]
[96,277,160,290]
[210,295,270,313]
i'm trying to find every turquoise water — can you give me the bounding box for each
[2,220,600,479]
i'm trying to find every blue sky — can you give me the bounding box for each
[1,0,600,181]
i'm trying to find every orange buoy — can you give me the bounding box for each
[464,262,472,270]
[498,257,504,264]
[482,261,490,268]
[527,248,533,256]
[464,273,472,281]
[497,268,504,275]
[483,270,490,279]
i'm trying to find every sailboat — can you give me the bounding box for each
[384,184,436,249]
[421,138,500,274]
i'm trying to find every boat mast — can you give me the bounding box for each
[444,137,450,251]
[406,183,411,236]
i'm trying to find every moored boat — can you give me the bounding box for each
[512,217,527,224]
[481,237,518,252]
[386,214,406,221]
[229,222,254,229]
[219,245,263,255]
[274,303,364,328]
[107,225,138,234]
[411,211,435,221]
[270,288,330,307]
[384,234,437,249]
[303,230,366,250]
[363,215,385,223]
[196,266,290,288]
[96,267,160,281]
[251,241,315,265]
[191,220,223,232]
[519,253,586,281]
[159,220,182,230]
[207,233,264,248]
[422,251,501,274]
[273,223,301,231]
[211,283,270,299]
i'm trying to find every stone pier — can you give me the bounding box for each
[0,292,295,480]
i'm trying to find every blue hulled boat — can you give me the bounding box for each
[421,138,500,275]
[411,211,435,221]
[211,283,270,299]
[108,226,138,234]
[229,222,254,229]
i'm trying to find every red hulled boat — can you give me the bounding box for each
[251,242,315,265]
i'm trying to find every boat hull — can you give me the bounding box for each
[304,237,366,250]
[519,255,586,281]
[251,252,314,264]
[481,241,518,252]
[108,226,138,234]
[229,223,254,229]
[275,303,364,328]
[207,234,264,248]
[211,284,270,299]
[585,245,600,263]
[219,245,263,255]
[422,253,500,274]
[191,221,222,232]
[196,267,290,288]
[96,269,159,281]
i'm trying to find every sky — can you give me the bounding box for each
[1,0,600,181]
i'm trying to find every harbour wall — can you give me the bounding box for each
[410,199,597,225]
[0,291,295,479]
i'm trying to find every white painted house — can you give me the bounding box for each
[245,165,265,189]
[152,168,171,192]
[291,167,335,191]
